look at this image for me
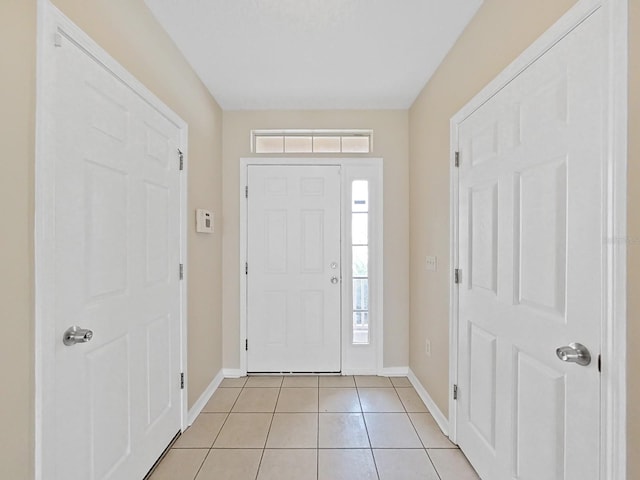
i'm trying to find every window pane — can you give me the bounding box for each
[352,213,368,245]
[284,136,312,153]
[252,130,372,154]
[342,136,370,153]
[313,136,341,153]
[353,312,369,344]
[353,279,369,310]
[352,246,368,276]
[351,179,370,346]
[255,136,284,153]
[352,180,369,212]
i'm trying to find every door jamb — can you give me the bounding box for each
[34,2,189,477]
[448,0,627,478]
[239,158,384,375]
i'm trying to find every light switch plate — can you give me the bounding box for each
[426,256,437,272]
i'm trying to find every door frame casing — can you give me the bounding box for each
[239,158,384,375]
[34,2,189,478]
[448,0,627,478]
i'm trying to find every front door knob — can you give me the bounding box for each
[556,342,591,366]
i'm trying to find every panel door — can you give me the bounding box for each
[456,8,605,480]
[247,165,342,372]
[48,35,182,480]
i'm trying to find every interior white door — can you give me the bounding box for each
[247,165,342,372]
[47,34,182,480]
[456,8,605,480]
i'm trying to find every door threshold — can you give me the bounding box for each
[247,371,342,376]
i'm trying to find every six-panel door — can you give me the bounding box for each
[456,8,605,480]
[49,35,182,480]
[247,165,342,372]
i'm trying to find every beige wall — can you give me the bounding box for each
[409,0,639,476]
[0,1,37,478]
[0,0,223,477]
[222,111,409,370]
[627,0,639,477]
[409,0,580,417]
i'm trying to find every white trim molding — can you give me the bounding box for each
[602,0,628,478]
[342,368,378,376]
[408,369,449,437]
[222,368,245,378]
[187,370,225,426]
[449,0,627,477]
[380,366,409,377]
[239,158,384,376]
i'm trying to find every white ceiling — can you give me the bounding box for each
[144,0,483,110]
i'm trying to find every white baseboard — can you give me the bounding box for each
[342,368,377,376]
[343,366,408,376]
[380,366,409,376]
[223,368,245,378]
[407,368,449,437]
[187,369,224,426]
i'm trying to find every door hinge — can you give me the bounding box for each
[179,263,184,280]
[454,151,460,168]
[454,268,462,284]
[178,149,184,171]
[245,186,248,198]
[598,354,601,373]
[245,262,248,275]
[54,32,63,47]
[245,339,248,351]
[453,384,458,400]
[180,372,184,389]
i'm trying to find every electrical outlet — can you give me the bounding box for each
[426,256,437,272]
[425,338,431,356]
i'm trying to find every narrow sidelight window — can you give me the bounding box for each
[352,180,369,344]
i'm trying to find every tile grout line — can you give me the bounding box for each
[184,380,245,480]
[396,383,444,480]
[355,381,381,480]
[253,377,283,480]
[190,448,212,480]
[208,384,242,447]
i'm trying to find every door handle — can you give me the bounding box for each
[63,326,94,346]
[330,276,339,284]
[555,342,591,366]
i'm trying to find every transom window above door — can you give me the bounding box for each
[251,129,373,154]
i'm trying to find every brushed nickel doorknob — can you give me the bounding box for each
[63,326,94,346]
[556,342,591,366]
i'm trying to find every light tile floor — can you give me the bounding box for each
[149,376,480,480]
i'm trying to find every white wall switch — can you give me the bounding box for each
[426,255,437,271]
[425,338,432,356]
[196,209,214,233]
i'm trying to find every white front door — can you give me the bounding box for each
[456,7,605,480]
[43,25,183,480]
[247,165,342,372]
